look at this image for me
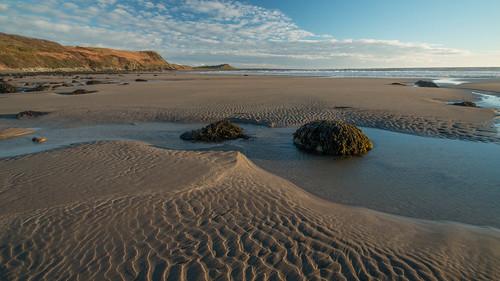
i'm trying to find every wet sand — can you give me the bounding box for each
[1,122,499,228]
[0,127,34,140]
[1,73,498,142]
[1,74,500,280]
[456,80,500,93]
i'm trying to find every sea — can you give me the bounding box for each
[196,67,500,85]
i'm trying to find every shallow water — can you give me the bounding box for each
[1,122,499,228]
[473,91,500,132]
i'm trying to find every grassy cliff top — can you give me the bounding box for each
[0,33,175,72]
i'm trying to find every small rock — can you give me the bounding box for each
[86,80,103,85]
[25,84,51,92]
[59,89,98,95]
[415,80,439,88]
[390,82,406,86]
[32,137,48,143]
[452,101,477,107]
[135,79,148,82]
[16,110,49,119]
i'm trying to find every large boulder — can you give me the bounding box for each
[415,80,439,88]
[293,120,373,156]
[0,81,17,93]
[180,120,249,142]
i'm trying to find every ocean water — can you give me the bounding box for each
[472,91,500,131]
[197,68,500,84]
[1,122,499,228]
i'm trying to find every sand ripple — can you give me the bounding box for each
[0,142,499,280]
[42,104,500,143]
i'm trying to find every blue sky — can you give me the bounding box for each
[1,0,499,68]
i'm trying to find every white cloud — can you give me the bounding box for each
[184,0,243,18]
[0,0,498,68]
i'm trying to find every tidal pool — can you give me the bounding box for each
[1,122,499,228]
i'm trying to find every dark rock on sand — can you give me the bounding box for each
[135,79,148,82]
[86,80,103,85]
[16,110,49,119]
[293,120,373,156]
[0,81,17,93]
[180,120,249,142]
[391,82,407,86]
[24,84,51,92]
[452,101,477,107]
[32,136,48,143]
[415,80,439,88]
[59,89,98,95]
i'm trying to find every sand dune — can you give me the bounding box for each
[0,141,498,280]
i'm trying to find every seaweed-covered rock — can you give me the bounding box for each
[180,120,249,142]
[451,101,477,107]
[293,120,373,156]
[415,80,439,88]
[16,110,49,119]
[0,81,17,93]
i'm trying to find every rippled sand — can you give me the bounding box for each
[0,141,499,280]
[1,74,498,142]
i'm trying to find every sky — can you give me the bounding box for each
[1,0,499,68]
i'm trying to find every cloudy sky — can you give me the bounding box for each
[1,0,499,68]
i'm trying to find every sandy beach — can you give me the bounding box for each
[1,141,499,280]
[1,73,500,280]
[1,73,498,141]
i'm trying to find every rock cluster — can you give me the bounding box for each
[0,81,17,93]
